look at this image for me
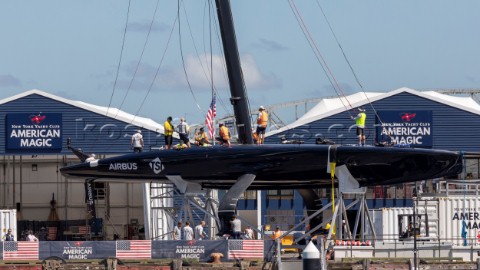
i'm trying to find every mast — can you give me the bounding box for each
[215,0,253,144]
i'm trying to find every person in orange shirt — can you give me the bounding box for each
[252,128,259,144]
[216,123,231,147]
[271,226,282,240]
[256,106,268,145]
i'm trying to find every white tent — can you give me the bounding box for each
[267,87,480,137]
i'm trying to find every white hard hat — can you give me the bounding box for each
[259,106,265,110]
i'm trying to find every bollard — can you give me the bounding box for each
[303,241,321,270]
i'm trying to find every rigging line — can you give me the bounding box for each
[106,0,132,117]
[315,0,364,91]
[183,2,214,90]
[314,0,386,127]
[195,0,232,116]
[286,0,350,115]
[115,0,161,119]
[178,0,204,114]
[290,0,351,107]
[207,0,217,147]
[209,0,214,98]
[289,0,354,116]
[203,0,232,116]
[181,1,223,116]
[130,10,178,124]
[208,0,252,124]
[207,0,231,112]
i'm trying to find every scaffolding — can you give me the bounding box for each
[143,182,219,240]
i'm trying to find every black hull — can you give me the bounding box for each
[61,144,462,189]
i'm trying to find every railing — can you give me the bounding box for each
[438,179,480,196]
[265,233,480,267]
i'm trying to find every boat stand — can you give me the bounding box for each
[327,165,376,243]
[147,176,220,239]
[284,164,376,245]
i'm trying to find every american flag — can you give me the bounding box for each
[205,94,217,139]
[228,240,264,259]
[116,240,151,259]
[3,241,39,260]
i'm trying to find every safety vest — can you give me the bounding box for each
[220,126,230,140]
[356,112,366,128]
[257,111,268,127]
[271,230,282,240]
[164,121,173,136]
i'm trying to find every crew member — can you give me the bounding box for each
[217,123,231,147]
[176,117,191,148]
[230,215,241,239]
[164,116,174,149]
[252,128,259,144]
[3,228,14,241]
[195,128,210,146]
[85,154,96,162]
[195,221,207,240]
[351,108,366,146]
[182,221,194,240]
[293,230,308,259]
[26,231,38,242]
[244,226,254,240]
[256,106,268,144]
[271,226,282,240]
[131,130,144,153]
[173,222,182,240]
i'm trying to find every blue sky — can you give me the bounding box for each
[0,0,479,126]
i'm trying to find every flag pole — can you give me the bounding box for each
[213,119,216,146]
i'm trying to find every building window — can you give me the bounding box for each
[239,190,257,199]
[267,189,294,199]
[94,182,106,200]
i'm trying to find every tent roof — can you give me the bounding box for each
[268,87,480,136]
[1,89,166,134]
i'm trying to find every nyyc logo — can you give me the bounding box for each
[400,113,416,122]
[150,157,164,174]
[29,113,46,124]
[74,241,84,247]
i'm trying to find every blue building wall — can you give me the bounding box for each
[264,92,480,152]
[0,93,173,154]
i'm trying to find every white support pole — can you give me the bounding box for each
[142,183,152,240]
[257,190,262,239]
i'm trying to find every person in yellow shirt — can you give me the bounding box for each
[195,127,210,146]
[164,116,173,149]
[351,108,366,146]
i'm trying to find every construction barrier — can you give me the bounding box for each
[0,239,275,262]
